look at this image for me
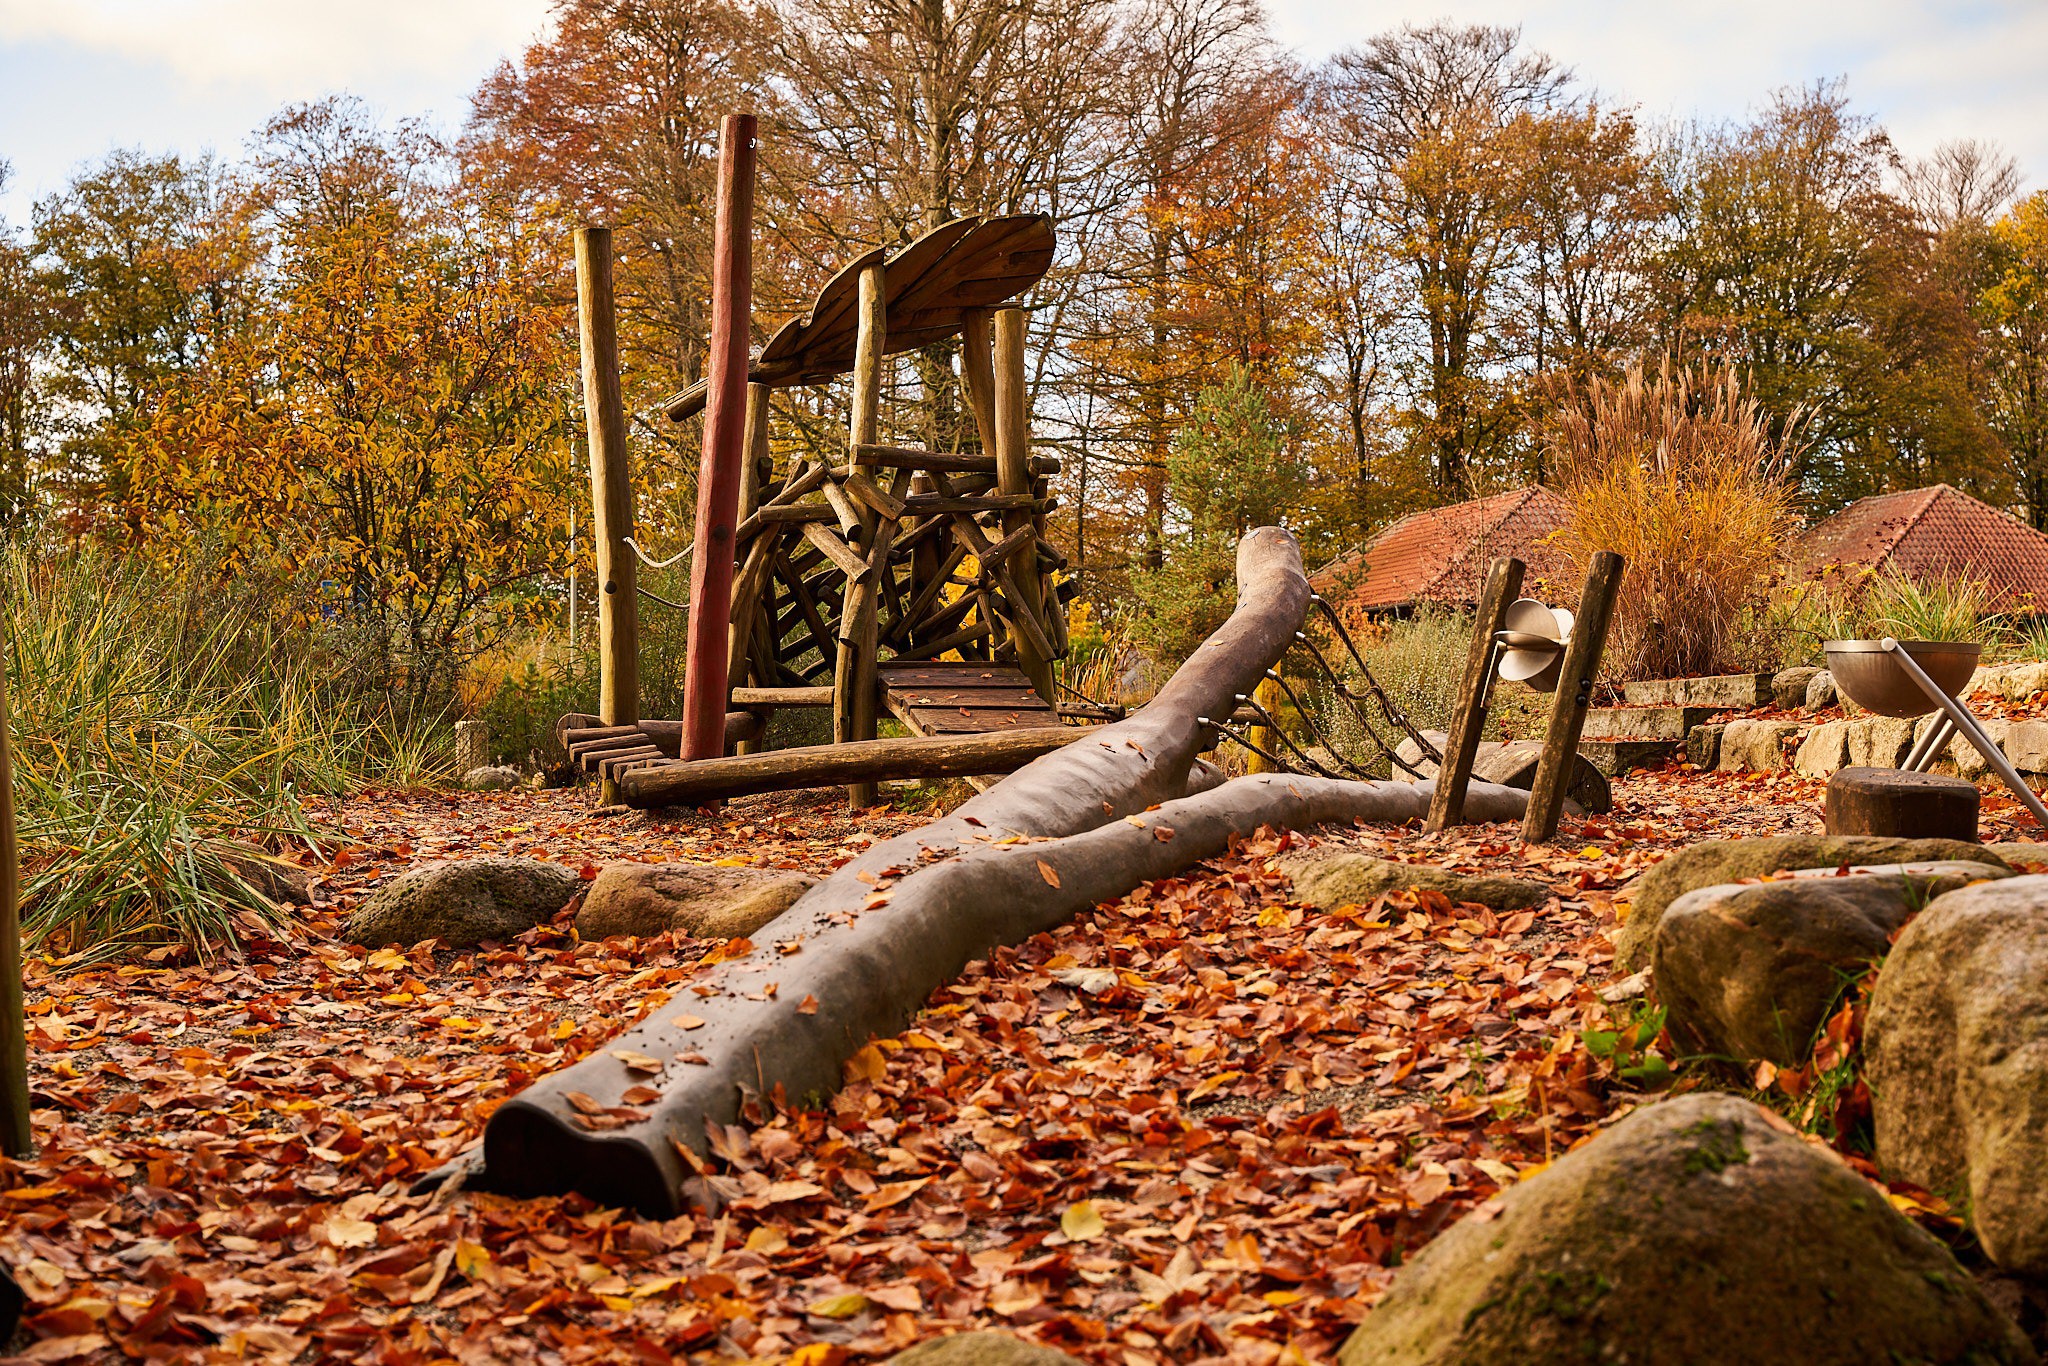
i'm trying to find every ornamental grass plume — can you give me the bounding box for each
[1551,358,1803,681]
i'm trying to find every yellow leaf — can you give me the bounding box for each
[610,1049,663,1073]
[1061,1200,1106,1242]
[454,1240,493,1281]
[745,1226,789,1254]
[808,1291,872,1320]
[324,1216,378,1248]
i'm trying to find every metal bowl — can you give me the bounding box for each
[1823,639,1983,718]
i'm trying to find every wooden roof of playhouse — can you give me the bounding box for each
[1793,483,2048,614]
[1312,486,1574,618]
[663,212,1056,421]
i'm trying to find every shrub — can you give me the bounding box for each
[1551,358,1802,681]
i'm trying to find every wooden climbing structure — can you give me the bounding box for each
[563,115,1088,809]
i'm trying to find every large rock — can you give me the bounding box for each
[1794,720,1850,778]
[1279,850,1550,912]
[345,857,583,947]
[1772,666,1821,710]
[1684,722,1723,770]
[1714,718,1800,772]
[1868,875,2048,1274]
[1335,1093,2030,1366]
[1805,669,1838,709]
[1615,835,2010,971]
[462,764,525,792]
[890,1334,1083,1366]
[1654,864,2015,1064]
[1623,672,1772,709]
[1847,714,1918,770]
[575,862,817,941]
[201,838,317,906]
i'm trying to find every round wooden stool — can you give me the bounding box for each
[1825,766,1979,841]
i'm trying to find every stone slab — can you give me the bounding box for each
[1578,705,1720,741]
[1622,672,1772,710]
[1576,737,1679,777]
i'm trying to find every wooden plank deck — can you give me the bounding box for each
[877,660,1060,737]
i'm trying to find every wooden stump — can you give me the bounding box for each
[1826,767,1979,842]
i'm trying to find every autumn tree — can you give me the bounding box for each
[0,163,40,521]
[125,99,577,709]
[1318,23,1569,498]
[1985,192,2048,527]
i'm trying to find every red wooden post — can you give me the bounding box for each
[681,113,757,762]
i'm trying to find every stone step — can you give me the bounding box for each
[1576,737,1680,777]
[1579,705,1720,741]
[1623,672,1772,710]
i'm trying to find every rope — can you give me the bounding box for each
[625,536,693,571]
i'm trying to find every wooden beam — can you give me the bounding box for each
[1425,557,1524,833]
[852,444,1060,476]
[835,259,887,807]
[733,686,834,707]
[622,726,1095,807]
[994,306,1052,702]
[959,309,1001,457]
[576,226,637,803]
[1523,552,1625,844]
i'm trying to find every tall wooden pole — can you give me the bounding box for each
[1424,556,1524,833]
[0,661,32,1157]
[576,225,638,808]
[1523,552,1624,845]
[834,262,887,808]
[682,113,758,764]
[993,308,1053,703]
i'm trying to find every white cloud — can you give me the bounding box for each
[0,0,554,96]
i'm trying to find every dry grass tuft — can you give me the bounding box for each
[1552,358,1803,681]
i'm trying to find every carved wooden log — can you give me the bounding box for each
[453,530,1494,1216]
[620,727,1094,805]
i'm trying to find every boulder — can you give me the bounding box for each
[890,1335,1083,1366]
[1335,1092,2031,1366]
[1714,718,1800,772]
[1846,715,1917,770]
[1987,842,2048,868]
[345,857,583,947]
[462,764,525,792]
[1772,666,1821,710]
[1654,864,2014,1065]
[1805,669,1838,709]
[1614,835,2010,971]
[1278,850,1550,912]
[201,838,317,906]
[1794,720,1850,778]
[1867,875,2048,1274]
[1684,722,1723,770]
[575,862,817,941]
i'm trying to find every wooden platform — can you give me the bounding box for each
[878,660,1060,737]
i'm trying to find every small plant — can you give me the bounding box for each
[1861,565,2003,644]
[1581,1001,1674,1089]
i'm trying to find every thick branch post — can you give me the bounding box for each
[0,664,30,1157]
[993,307,1053,702]
[576,226,639,802]
[1523,551,1624,844]
[682,114,757,763]
[833,262,888,807]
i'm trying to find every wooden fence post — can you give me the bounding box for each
[1522,551,1625,844]
[993,307,1053,703]
[0,661,31,1157]
[576,226,638,803]
[682,112,757,764]
[1424,557,1524,833]
[834,261,887,808]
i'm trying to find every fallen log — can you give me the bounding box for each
[443,529,1526,1216]
[470,771,1527,1215]
[619,726,1097,806]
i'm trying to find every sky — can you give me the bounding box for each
[2,0,2044,227]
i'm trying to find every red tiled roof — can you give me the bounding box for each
[1312,487,1575,614]
[1793,484,2048,612]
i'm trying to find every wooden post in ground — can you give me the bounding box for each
[1523,551,1625,845]
[834,260,887,807]
[959,309,1001,456]
[993,307,1053,703]
[731,381,773,756]
[0,662,31,1157]
[682,113,756,765]
[1424,556,1524,833]
[1245,675,1283,773]
[576,226,638,803]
